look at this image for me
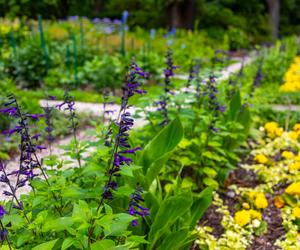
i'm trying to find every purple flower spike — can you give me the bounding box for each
[101,62,147,203]
[128,185,149,226]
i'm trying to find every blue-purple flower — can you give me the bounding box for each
[128,185,149,226]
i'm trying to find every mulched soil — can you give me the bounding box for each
[198,204,225,239]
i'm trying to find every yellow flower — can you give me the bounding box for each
[288,162,300,171]
[254,154,268,164]
[234,210,251,227]
[293,207,300,218]
[264,122,283,138]
[285,182,300,196]
[274,196,284,208]
[293,124,300,132]
[289,131,299,140]
[255,193,268,209]
[248,191,259,199]
[249,209,262,220]
[282,151,295,159]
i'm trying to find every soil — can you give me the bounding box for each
[199,204,225,239]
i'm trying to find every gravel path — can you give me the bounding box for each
[1,56,253,200]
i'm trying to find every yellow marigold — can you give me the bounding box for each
[288,162,300,171]
[274,196,285,208]
[255,193,268,209]
[289,131,299,140]
[248,191,259,199]
[249,209,262,220]
[295,152,300,161]
[254,154,268,164]
[264,122,279,132]
[234,210,251,227]
[293,124,300,132]
[264,122,283,138]
[293,207,300,218]
[282,151,295,159]
[285,182,300,196]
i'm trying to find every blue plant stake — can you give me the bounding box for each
[120,10,129,56]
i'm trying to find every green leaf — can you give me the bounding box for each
[157,229,189,250]
[120,165,142,177]
[32,239,58,250]
[203,177,219,189]
[127,235,149,244]
[91,240,115,250]
[42,217,73,232]
[203,167,217,178]
[62,238,76,250]
[141,117,184,187]
[190,187,213,229]
[148,192,193,247]
[228,90,241,121]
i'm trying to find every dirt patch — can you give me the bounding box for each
[198,204,225,239]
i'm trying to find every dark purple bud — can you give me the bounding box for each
[0,205,6,218]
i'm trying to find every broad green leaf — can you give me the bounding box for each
[120,165,142,177]
[62,238,76,250]
[148,192,193,247]
[203,167,217,178]
[91,240,115,250]
[157,229,189,250]
[42,217,73,232]
[190,187,213,229]
[228,90,241,121]
[142,117,183,169]
[32,239,58,250]
[141,118,183,187]
[127,235,149,244]
[203,177,219,189]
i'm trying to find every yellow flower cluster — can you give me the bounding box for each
[285,182,300,196]
[280,56,300,92]
[247,191,268,209]
[234,209,262,227]
[255,193,268,209]
[292,207,300,218]
[47,26,68,40]
[282,151,295,159]
[288,124,300,141]
[264,122,283,138]
[254,154,268,164]
[0,18,20,35]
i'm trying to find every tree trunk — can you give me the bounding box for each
[266,0,280,40]
[168,0,196,29]
[94,0,102,15]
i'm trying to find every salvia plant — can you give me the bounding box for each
[57,89,83,168]
[250,56,264,97]
[157,49,177,127]
[42,95,56,157]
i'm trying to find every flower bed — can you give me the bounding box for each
[196,121,300,249]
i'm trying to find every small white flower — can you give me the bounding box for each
[252,219,260,228]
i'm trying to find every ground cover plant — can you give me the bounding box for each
[1,7,300,250]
